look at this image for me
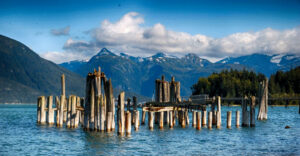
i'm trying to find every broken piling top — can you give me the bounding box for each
[161,75,165,81]
[171,76,175,82]
[94,66,101,77]
[61,74,65,96]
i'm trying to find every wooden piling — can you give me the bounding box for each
[141,110,146,125]
[250,96,256,127]
[258,78,268,120]
[75,96,80,128]
[90,81,95,130]
[40,96,46,124]
[117,92,125,135]
[165,111,169,124]
[236,110,240,128]
[100,95,106,131]
[107,112,112,132]
[61,74,65,96]
[185,110,189,125]
[169,111,174,128]
[148,112,154,130]
[242,97,249,127]
[94,95,99,131]
[227,111,232,129]
[47,96,54,125]
[192,111,196,127]
[208,111,212,129]
[71,96,76,128]
[125,111,131,135]
[63,97,67,123]
[159,111,164,129]
[111,98,115,131]
[66,96,71,128]
[217,96,221,125]
[134,110,139,131]
[55,96,60,126]
[37,97,41,123]
[196,111,201,130]
[202,110,207,126]
[58,95,65,127]
[181,111,186,128]
[216,111,221,129]
[80,98,84,126]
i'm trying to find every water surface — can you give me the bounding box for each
[0,104,299,155]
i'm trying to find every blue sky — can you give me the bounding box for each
[1,0,300,63]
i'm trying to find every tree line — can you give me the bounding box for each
[192,66,300,99]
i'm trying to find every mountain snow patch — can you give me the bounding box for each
[271,54,284,64]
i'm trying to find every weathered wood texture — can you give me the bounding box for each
[258,78,268,120]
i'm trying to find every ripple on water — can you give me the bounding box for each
[0,105,300,155]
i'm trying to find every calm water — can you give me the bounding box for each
[0,104,299,155]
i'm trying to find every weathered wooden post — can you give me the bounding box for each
[166,111,170,125]
[192,111,196,127]
[55,96,60,126]
[67,96,72,128]
[159,111,164,129]
[258,78,268,120]
[117,92,125,135]
[142,110,146,125]
[169,111,174,128]
[181,110,186,128]
[250,96,256,127]
[132,96,137,124]
[40,96,46,124]
[185,110,189,125]
[134,110,139,131]
[71,95,77,128]
[84,74,91,130]
[227,111,232,129]
[75,96,80,128]
[125,111,131,135]
[63,98,67,123]
[208,111,212,129]
[112,98,115,131]
[61,74,65,96]
[37,97,41,123]
[148,112,154,130]
[58,95,65,127]
[217,96,221,125]
[202,110,207,126]
[100,95,106,131]
[47,96,54,125]
[127,98,131,112]
[242,97,249,127]
[211,96,216,125]
[196,111,201,130]
[216,111,221,129]
[107,112,112,132]
[236,110,240,128]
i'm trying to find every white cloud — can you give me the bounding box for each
[46,12,300,63]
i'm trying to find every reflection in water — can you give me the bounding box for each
[0,104,299,155]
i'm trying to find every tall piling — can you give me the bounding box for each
[67,96,72,128]
[117,92,125,135]
[216,111,221,129]
[71,95,76,128]
[58,95,65,127]
[55,96,60,126]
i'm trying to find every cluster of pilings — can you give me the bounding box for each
[155,75,181,103]
[37,74,85,128]
[83,67,116,131]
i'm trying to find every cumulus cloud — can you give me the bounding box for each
[46,12,300,63]
[50,26,70,36]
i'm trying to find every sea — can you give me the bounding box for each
[0,104,299,155]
